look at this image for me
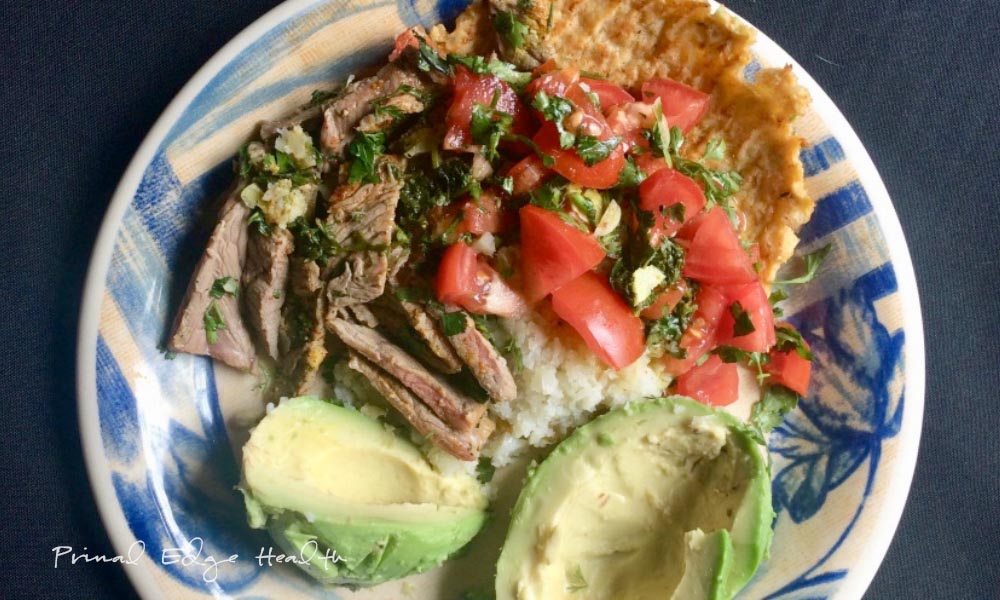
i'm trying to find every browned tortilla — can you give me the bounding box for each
[431,0,814,283]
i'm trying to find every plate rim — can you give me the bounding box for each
[75,2,926,599]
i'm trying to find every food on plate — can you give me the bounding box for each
[495,397,772,600]
[165,0,825,596]
[241,396,488,585]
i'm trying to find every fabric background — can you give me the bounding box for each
[1,0,997,598]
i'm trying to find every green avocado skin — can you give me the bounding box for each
[495,396,774,600]
[262,508,487,587]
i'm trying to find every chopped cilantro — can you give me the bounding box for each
[476,456,496,484]
[441,311,468,336]
[748,384,801,443]
[203,301,226,345]
[346,131,386,184]
[645,285,697,358]
[773,243,833,285]
[575,135,621,166]
[470,90,515,161]
[209,276,239,299]
[308,88,340,107]
[532,91,576,148]
[729,301,756,336]
[703,137,727,161]
[566,564,588,592]
[414,37,449,74]
[448,54,532,89]
[248,208,271,236]
[774,325,813,360]
[494,11,529,49]
[615,156,646,188]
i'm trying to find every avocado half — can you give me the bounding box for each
[241,396,488,586]
[495,396,773,600]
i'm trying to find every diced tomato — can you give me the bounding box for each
[532,58,559,78]
[508,155,551,196]
[444,67,530,151]
[580,77,635,111]
[675,354,739,406]
[716,282,776,353]
[519,205,606,302]
[436,243,526,317]
[634,151,668,176]
[457,190,503,235]
[551,271,646,369]
[527,68,579,98]
[606,102,652,151]
[682,207,758,286]
[765,326,812,396]
[640,280,688,320]
[661,284,729,376]
[388,27,421,61]
[534,122,626,189]
[639,78,710,133]
[638,168,706,243]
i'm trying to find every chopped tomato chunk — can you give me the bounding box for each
[716,282,777,353]
[519,205,606,302]
[444,67,529,151]
[551,271,646,369]
[638,168,706,243]
[675,354,739,406]
[580,77,635,111]
[640,280,688,320]
[436,243,526,317]
[639,78,710,133]
[508,155,551,196]
[534,123,626,189]
[765,326,812,396]
[661,284,728,376]
[682,207,758,286]
[457,190,503,235]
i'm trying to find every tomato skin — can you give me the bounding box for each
[638,168,707,242]
[661,284,729,376]
[534,123,626,189]
[389,28,420,61]
[716,282,777,353]
[551,271,646,370]
[766,326,812,396]
[508,155,551,196]
[457,190,503,235]
[435,243,526,317]
[519,205,606,302]
[682,207,758,286]
[444,68,529,151]
[639,78,710,133]
[580,77,635,111]
[675,354,739,406]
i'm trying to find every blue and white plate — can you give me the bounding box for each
[77,1,925,598]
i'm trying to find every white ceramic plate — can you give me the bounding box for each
[77,1,924,598]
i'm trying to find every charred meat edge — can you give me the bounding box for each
[327,317,487,432]
[168,189,255,371]
[444,311,517,403]
[347,353,495,461]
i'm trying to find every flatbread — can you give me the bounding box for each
[431,0,814,282]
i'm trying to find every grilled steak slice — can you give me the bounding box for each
[347,353,494,461]
[357,91,427,134]
[365,300,457,374]
[445,311,517,402]
[288,256,323,297]
[343,304,380,328]
[169,192,255,371]
[397,298,463,374]
[321,180,401,314]
[282,292,327,396]
[242,228,293,359]
[327,318,487,432]
[320,62,428,157]
[386,245,410,286]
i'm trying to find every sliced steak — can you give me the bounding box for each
[327,317,487,432]
[321,180,401,314]
[282,292,327,396]
[343,304,379,328]
[398,299,464,374]
[288,256,323,297]
[242,228,293,359]
[347,353,494,461]
[357,91,427,134]
[445,311,517,403]
[169,192,255,371]
[385,246,410,286]
[320,62,428,157]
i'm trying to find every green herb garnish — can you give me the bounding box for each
[346,131,387,184]
[209,276,239,299]
[729,301,756,336]
[773,244,833,285]
[575,135,621,166]
[441,311,468,336]
[203,301,226,345]
[494,11,529,49]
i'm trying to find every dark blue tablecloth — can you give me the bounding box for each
[2,1,998,598]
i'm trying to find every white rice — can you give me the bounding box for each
[487,305,669,466]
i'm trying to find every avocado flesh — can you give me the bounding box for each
[670,529,734,600]
[242,396,488,586]
[495,397,772,600]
